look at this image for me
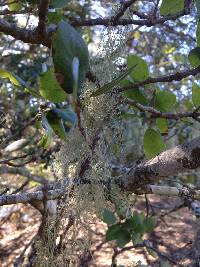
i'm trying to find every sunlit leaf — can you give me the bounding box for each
[0,69,20,86]
[160,0,184,15]
[143,128,166,159]
[156,118,168,134]
[7,0,21,11]
[39,70,67,103]
[155,90,176,112]
[127,55,149,82]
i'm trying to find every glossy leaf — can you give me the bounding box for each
[0,69,20,86]
[39,70,67,103]
[155,90,176,112]
[192,83,200,107]
[52,21,89,94]
[91,64,137,97]
[156,118,168,134]
[160,0,184,16]
[143,128,166,159]
[188,47,200,67]
[102,209,117,225]
[127,55,149,82]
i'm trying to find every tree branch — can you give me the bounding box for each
[0,18,51,47]
[111,0,138,22]
[119,65,200,93]
[0,164,49,184]
[71,10,190,27]
[0,188,64,205]
[125,98,200,121]
[121,136,200,191]
[37,0,50,36]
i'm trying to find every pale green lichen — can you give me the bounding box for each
[34,20,144,267]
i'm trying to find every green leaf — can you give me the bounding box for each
[144,128,166,159]
[156,118,168,134]
[196,21,200,47]
[53,108,77,125]
[39,70,67,103]
[102,209,117,225]
[0,69,21,86]
[143,217,156,233]
[160,0,184,16]
[127,55,149,82]
[155,90,176,112]
[131,233,143,245]
[91,64,137,97]
[124,88,148,105]
[7,0,21,11]
[192,82,200,107]
[195,0,200,17]
[50,0,69,8]
[46,110,67,140]
[116,230,131,248]
[0,70,40,97]
[38,133,53,148]
[128,212,145,234]
[38,117,53,148]
[188,47,200,67]
[52,21,89,94]
[106,224,122,241]
[48,11,65,24]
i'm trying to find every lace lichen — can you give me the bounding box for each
[34,19,145,267]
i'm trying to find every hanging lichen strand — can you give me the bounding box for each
[33,20,144,266]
